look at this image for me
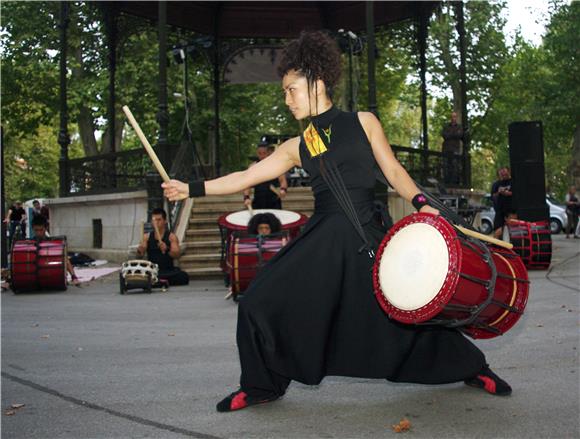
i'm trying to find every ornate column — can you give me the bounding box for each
[58,2,71,197]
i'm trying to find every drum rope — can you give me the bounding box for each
[318,156,374,258]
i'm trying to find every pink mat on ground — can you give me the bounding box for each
[72,267,120,283]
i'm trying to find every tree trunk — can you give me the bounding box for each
[71,34,98,157]
[435,8,462,122]
[101,113,124,154]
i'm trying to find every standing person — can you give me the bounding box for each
[491,167,516,239]
[243,142,288,209]
[564,186,579,238]
[136,208,189,286]
[441,111,464,186]
[31,200,50,230]
[163,30,512,413]
[4,200,27,246]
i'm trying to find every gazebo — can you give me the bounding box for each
[56,1,470,203]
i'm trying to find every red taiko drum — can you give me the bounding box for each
[373,213,529,339]
[507,219,552,269]
[227,235,288,294]
[218,209,307,291]
[11,238,67,292]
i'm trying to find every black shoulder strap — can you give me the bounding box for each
[310,121,374,257]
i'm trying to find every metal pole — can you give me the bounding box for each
[156,1,169,168]
[455,1,470,187]
[366,1,378,117]
[1,126,7,268]
[213,22,221,176]
[418,7,429,184]
[58,2,71,197]
[348,39,354,112]
[105,4,117,187]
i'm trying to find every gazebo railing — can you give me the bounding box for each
[66,149,152,196]
[391,145,466,188]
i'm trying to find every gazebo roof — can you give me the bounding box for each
[115,1,439,38]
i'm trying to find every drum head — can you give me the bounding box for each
[378,222,450,310]
[373,213,461,324]
[224,209,301,227]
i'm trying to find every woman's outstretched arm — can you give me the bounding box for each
[163,137,300,201]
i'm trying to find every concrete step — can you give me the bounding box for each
[192,187,313,204]
[180,253,221,268]
[185,228,221,239]
[182,240,222,254]
[182,266,224,279]
[191,201,315,215]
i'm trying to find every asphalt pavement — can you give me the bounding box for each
[2,235,579,439]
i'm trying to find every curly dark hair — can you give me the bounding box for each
[277,30,342,98]
[247,213,282,235]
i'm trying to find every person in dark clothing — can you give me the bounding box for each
[491,167,516,239]
[247,212,282,236]
[565,186,579,238]
[32,200,50,231]
[243,142,288,209]
[441,111,464,186]
[162,30,512,413]
[4,200,27,246]
[136,208,189,286]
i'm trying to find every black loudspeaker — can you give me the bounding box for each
[508,121,544,164]
[508,121,549,222]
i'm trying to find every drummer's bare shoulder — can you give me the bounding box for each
[276,136,301,167]
[357,112,396,159]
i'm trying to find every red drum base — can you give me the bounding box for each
[508,219,552,269]
[228,235,287,294]
[11,238,67,292]
[373,213,530,339]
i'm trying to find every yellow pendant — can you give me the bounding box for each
[303,123,328,158]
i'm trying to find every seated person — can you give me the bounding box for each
[31,216,80,286]
[137,208,189,286]
[247,212,282,236]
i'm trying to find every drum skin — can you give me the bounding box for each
[373,213,530,339]
[11,239,67,292]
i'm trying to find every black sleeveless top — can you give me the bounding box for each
[252,162,281,209]
[299,106,377,223]
[147,230,174,271]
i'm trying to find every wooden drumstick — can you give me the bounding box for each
[269,184,281,198]
[122,105,171,183]
[152,220,164,250]
[454,224,513,250]
[246,204,254,217]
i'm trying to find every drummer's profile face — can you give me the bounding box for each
[257,224,272,235]
[33,225,46,239]
[283,70,317,121]
[151,214,167,230]
[256,146,269,161]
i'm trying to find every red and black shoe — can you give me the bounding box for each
[216,389,281,413]
[464,366,512,396]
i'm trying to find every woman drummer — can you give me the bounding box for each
[163,30,512,412]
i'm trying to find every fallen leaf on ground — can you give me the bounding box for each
[11,404,25,409]
[392,418,412,433]
[41,334,50,339]
[168,333,176,336]
[4,410,15,416]
[537,324,543,327]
